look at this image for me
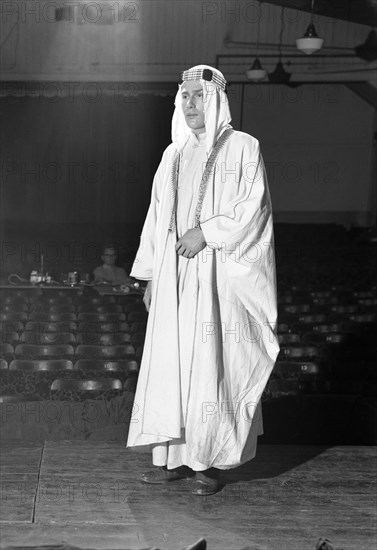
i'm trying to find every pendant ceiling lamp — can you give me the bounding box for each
[246,2,267,82]
[268,60,292,83]
[296,0,324,54]
[268,6,291,83]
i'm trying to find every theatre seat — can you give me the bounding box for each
[76,304,122,313]
[354,290,377,298]
[74,359,138,374]
[273,360,326,378]
[49,377,124,400]
[331,305,359,314]
[311,323,347,333]
[77,312,126,322]
[0,331,20,345]
[75,344,135,358]
[310,291,332,298]
[268,360,329,396]
[14,344,75,358]
[312,297,339,306]
[29,304,76,313]
[77,321,130,333]
[20,331,76,345]
[0,321,24,333]
[0,393,39,403]
[0,312,27,323]
[349,313,376,323]
[1,295,29,305]
[29,312,77,322]
[282,304,311,314]
[41,286,82,299]
[51,378,123,391]
[96,305,123,313]
[9,359,74,371]
[279,345,326,360]
[277,293,293,304]
[0,343,14,357]
[76,332,131,346]
[73,296,116,306]
[358,297,377,307]
[297,314,328,324]
[302,332,357,345]
[277,323,290,334]
[277,333,301,345]
[1,303,28,313]
[25,321,77,333]
[36,296,73,304]
[0,359,8,369]
[0,289,40,302]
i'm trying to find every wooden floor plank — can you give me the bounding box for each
[122,476,377,550]
[0,442,43,523]
[0,474,39,523]
[0,442,375,550]
[0,441,43,474]
[0,524,148,549]
[34,474,139,525]
[40,441,137,474]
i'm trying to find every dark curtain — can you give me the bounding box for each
[0,91,174,224]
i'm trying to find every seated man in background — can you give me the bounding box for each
[93,244,129,285]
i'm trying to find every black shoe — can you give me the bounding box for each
[140,466,193,484]
[191,471,221,496]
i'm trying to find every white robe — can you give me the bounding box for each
[128,129,280,470]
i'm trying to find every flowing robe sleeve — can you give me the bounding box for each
[200,133,278,343]
[130,147,171,281]
[200,136,269,254]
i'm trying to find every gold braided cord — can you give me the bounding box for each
[168,128,234,233]
[194,128,234,228]
[168,151,181,232]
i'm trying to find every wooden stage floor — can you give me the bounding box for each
[0,441,376,550]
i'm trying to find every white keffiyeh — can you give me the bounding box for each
[171,65,232,156]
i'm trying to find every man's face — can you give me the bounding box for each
[102,248,116,266]
[181,80,205,134]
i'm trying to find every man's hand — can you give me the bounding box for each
[143,280,152,312]
[175,228,206,259]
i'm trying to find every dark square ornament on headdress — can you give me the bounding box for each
[202,69,213,82]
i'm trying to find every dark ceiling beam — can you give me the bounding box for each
[264,0,377,27]
[346,82,377,109]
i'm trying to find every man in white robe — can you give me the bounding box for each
[127,65,280,495]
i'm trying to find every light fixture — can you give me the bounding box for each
[246,58,267,82]
[246,2,266,82]
[296,0,324,55]
[268,6,291,83]
[268,60,291,84]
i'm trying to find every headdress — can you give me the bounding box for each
[171,65,232,156]
[181,67,227,92]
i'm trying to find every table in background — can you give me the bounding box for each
[93,284,143,297]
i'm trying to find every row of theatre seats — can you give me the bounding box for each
[0,285,377,402]
[0,289,145,401]
[269,286,377,397]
